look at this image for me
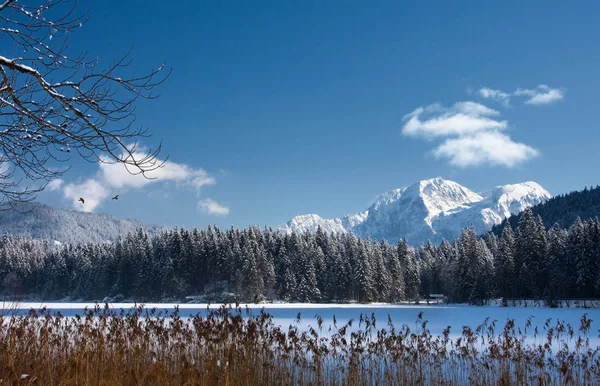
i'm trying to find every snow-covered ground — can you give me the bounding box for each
[485,298,600,308]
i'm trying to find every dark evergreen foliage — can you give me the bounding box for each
[1,212,600,304]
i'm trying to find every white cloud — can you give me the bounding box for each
[514,84,565,105]
[98,157,216,191]
[197,198,230,216]
[478,88,511,106]
[46,179,64,191]
[477,84,565,106]
[432,131,539,167]
[63,179,110,212]
[402,101,538,168]
[402,102,506,138]
[453,101,500,117]
[58,146,221,213]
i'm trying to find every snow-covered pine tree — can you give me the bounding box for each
[495,223,516,301]
[546,223,568,302]
[456,228,479,303]
[384,239,405,302]
[476,238,495,302]
[581,218,600,297]
[372,241,392,301]
[353,239,374,302]
[571,217,598,298]
[437,239,457,299]
[398,238,420,301]
[417,244,434,299]
[515,209,547,298]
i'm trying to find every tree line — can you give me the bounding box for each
[1,209,599,304]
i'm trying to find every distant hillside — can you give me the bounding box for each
[492,185,600,233]
[0,202,166,244]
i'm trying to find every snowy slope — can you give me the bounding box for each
[282,178,551,245]
[433,181,551,238]
[284,211,369,235]
[0,202,166,244]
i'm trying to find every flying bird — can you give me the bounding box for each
[78,197,85,204]
[112,195,119,200]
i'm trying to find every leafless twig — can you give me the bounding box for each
[0,0,170,209]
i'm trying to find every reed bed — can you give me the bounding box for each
[0,305,599,385]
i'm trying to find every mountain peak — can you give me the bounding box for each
[282,178,551,245]
[415,177,483,215]
[419,176,446,186]
[481,181,550,202]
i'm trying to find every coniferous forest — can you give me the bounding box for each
[1,208,599,305]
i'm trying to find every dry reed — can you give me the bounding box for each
[0,305,599,385]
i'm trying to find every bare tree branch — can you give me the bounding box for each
[0,0,170,209]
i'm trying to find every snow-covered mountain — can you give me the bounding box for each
[281,178,551,245]
[0,202,165,244]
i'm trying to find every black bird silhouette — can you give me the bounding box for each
[78,197,85,204]
[112,195,119,200]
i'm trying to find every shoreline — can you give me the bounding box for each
[2,299,600,310]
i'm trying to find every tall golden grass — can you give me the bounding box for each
[0,305,598,385]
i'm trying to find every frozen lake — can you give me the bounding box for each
[3,302,600,344]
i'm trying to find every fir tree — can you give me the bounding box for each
[398,238,420,300]
[496,224,516,301]
[385,240,405,302]
[515,209,547,297]
[353,239,374,302]
[546,223,568,302]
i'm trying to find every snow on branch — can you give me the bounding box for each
[0,0,171,209]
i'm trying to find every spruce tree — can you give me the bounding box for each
[385,240,405,302]
[515,209,547,297]
[372,241,392,301]
[398,238,420,300]
[353,239,374,302]
[571,217,595,297]
[496,223,516,301]
[546,223,568,302]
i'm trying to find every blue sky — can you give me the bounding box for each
[37,0,600,229]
